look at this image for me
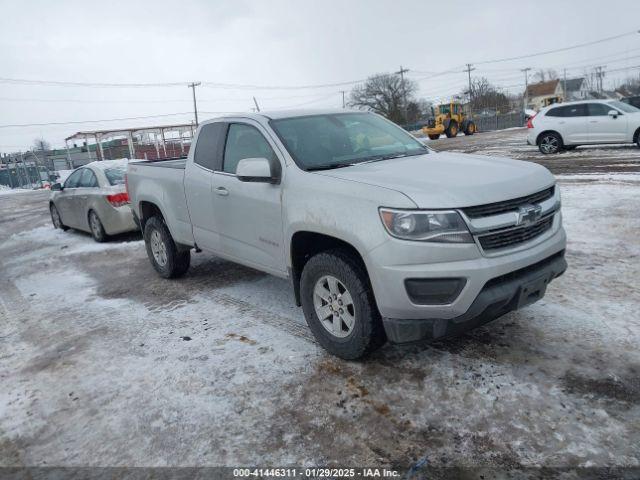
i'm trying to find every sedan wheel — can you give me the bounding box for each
[89,211,107,242]
[50,204,68,231]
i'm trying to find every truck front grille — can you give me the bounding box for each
[462,186,555,219]
[477,215,554,251]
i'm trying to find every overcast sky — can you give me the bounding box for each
[1,0,639,151]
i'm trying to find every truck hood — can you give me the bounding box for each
[316,151,555,208]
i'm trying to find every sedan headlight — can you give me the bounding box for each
[379,208,473,243]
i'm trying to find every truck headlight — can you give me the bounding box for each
[379,208,473,243]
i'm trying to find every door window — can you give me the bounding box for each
[222,124,277,174]
[546,104,587,117]
[64,169,83,188]
[78,169,98,188]
[587,103,611,116]
[194,122,225,170]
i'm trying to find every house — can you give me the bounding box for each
[563,77,590,101]
[524,80,564,110]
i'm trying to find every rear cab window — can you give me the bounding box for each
[194,122,226,170]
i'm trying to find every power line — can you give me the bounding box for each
[473,30,640,65]
[0,112,197,129]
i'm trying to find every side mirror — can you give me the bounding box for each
[608,110,619,118]
[51,183,63,191]
[236,157,279,184]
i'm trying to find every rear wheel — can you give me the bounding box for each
[143,216,190,278]
[538,132,563,154]
[300,249,386,359]
[50,204,68,231]
[445,121,458,138]
[428,134,440,140]
[88,210,107,242]
[464,121,476,135]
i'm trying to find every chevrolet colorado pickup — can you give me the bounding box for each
[126,110,567,359]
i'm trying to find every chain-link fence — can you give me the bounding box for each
[473,111,525,132]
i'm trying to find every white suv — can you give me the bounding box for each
[527,99,640,154]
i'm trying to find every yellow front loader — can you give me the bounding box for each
[422,101,476,140]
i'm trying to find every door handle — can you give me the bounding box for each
[215,187,229,196]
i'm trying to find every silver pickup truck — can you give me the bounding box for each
[126,110,567,359]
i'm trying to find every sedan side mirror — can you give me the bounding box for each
[236,157,279,184]
[608,110,619,118]
[51,183,63,191]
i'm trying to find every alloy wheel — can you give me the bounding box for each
[540,135,559,153]
[313,275,356,338]
[150,230,168,266]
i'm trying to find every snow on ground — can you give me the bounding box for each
[0,174,639,470]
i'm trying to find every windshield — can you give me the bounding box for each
[270,112,428,171]
[608,100,640,113]
[104,167,126,186]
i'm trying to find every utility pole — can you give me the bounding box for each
[563,68,567,102]
[395,65,410,123]
[465,63,475,115]
[252,96,261,112]
[594,66,606,94]
[340,90,346,109]
[521,67,531,109]
[188,82,201,126]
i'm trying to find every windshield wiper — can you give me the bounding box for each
[306,162,359,172]
[357,150,427,165]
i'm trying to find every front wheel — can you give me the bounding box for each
[538,132,563,154]
[445,121,458,138]
[143,216,190,278]
[428,134,440,140]
[50,204,69,231]
[300,249,386,360]
[464,121,476,135]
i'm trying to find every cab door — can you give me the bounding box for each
[184,121,226,251]
[211,121,286,275]
[586,103,628,143]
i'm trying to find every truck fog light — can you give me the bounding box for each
[405,278,467,305]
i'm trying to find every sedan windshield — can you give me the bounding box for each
[608,100,640,113]
[270,112,428,171]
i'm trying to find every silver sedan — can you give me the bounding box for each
[49,160,139,242]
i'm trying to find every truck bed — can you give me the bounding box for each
[129,157,187,169]
[126,156,194,246]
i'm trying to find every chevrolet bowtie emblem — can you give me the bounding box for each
[516,204,542,226]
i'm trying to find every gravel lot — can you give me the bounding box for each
[1,129,639,475]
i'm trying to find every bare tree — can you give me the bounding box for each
[349,73,418,124]
[532,69,559,83]
[33,137,51,152]
[462,77,510,113]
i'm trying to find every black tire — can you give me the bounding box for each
[143,216,190,279]
[88,210,107,243]
[428,134,440,140]
[300,248,386,360]
[464,121,476,135]
[538,132,563,154]
[564,145,577,151]
[445,121,458,138]
[50,204,69,231]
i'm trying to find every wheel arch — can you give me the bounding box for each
[289,231,370,307]
[138,200,165,231]
[536,130,564,146]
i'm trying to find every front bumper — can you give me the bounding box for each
[383,249,567,343]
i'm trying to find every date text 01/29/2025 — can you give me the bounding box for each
[233,468,400,478]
